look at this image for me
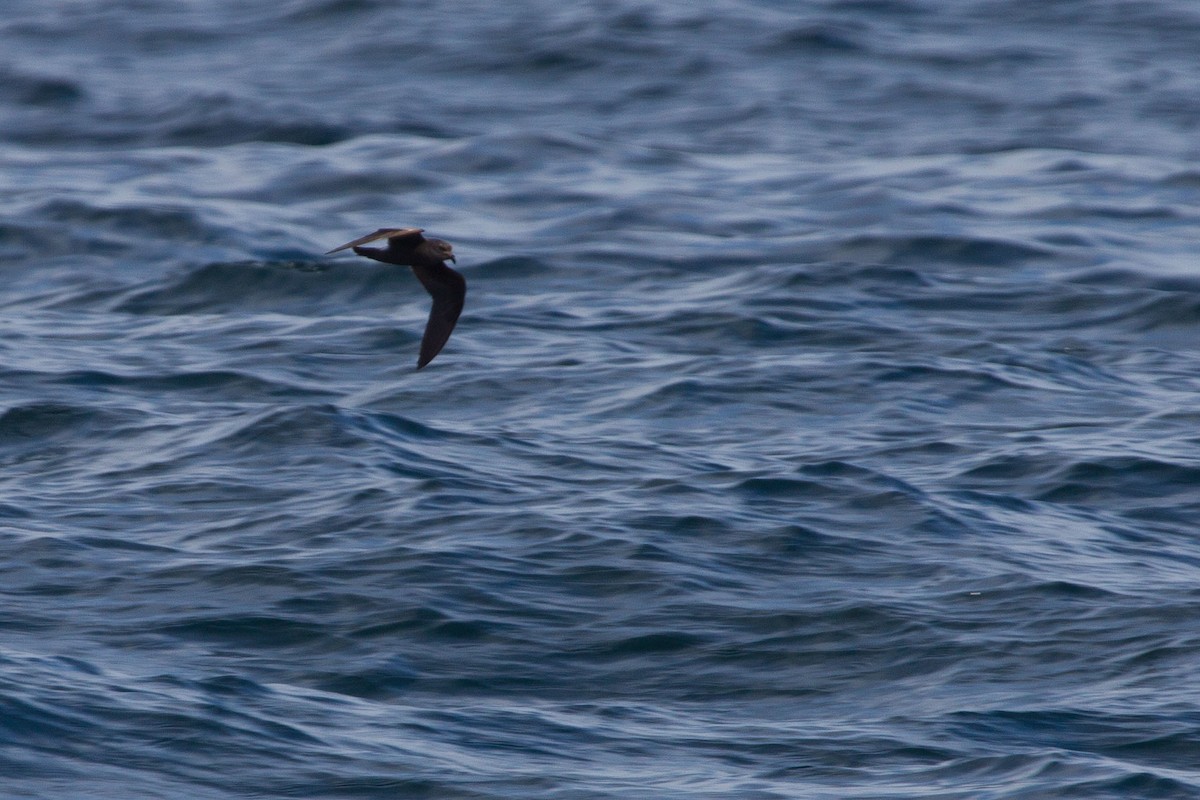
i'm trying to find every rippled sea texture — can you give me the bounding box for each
[4,1,1200,798]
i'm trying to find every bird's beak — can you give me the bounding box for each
[449,255,456,263]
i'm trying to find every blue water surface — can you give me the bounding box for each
[3,1,1200,798]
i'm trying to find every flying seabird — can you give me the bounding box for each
[326,227,465,369]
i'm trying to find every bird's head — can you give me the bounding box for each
[427,238,455,264]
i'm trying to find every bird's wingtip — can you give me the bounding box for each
[325,227,425,256]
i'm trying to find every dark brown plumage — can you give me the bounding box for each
[325,228,465,369]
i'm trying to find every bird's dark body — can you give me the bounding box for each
[326,228,465,369]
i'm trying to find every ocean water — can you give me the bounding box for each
[3,0,1200,797]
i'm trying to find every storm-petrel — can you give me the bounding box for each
[326,228,465,369]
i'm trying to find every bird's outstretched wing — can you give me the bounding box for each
[325,227,424,254]
[412,262,467,369]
